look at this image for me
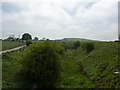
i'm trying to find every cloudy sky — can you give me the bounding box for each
[0,0,119,41]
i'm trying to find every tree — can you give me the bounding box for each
[34,37,39,41]
[46,39,49,41]
[6,37,14,41]
[16,38,19,41]
[21,33,32,41]
[73,41,81,49]
[42,37,46,41]
[26,41,32,46]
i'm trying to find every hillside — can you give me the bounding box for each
[2,41,119,88]
[74,42,120,88]
[56,38,98,43]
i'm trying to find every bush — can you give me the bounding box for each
[73,41,81,49]
[17,42,62,88]
[26,41,32,46]
[81,42,94,53]
[64,42,73,50]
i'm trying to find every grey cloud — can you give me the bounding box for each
[2,1,118,41]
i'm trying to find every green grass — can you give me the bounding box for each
[75,42,120,88]
[58,50,94,88]
[2,51,23,88]
[2,49,95,88]
[2,41,119,88]
[1,40,25,51]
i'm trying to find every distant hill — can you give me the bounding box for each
[55,38,98,43]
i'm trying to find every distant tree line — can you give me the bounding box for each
[5,33,39,42]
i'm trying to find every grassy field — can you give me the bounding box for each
[2,41,120,88]
[1,40,25,51]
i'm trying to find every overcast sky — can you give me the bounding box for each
[0,0,119,41]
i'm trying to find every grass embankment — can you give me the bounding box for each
[74,42,120,88]
[1,41,25,51]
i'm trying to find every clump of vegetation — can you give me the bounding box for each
[81,42,94,53]
[73,41,81,49]
[17,42,64,88]
[26,40,32,46]
[64,42,73,50]
[56,42,66,55]
[21,33,32,41]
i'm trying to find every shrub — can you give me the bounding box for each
[81,42,94,53]
[17,42,62,88]
[73,41,81,49]
[26,41,32,46]
[64,42,73,50]
[57,42,66,53]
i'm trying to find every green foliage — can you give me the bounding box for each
[3,41,119,88]
[81,42,94,53]
[73,41,81,49]
[21,33,32,41]
[63,42,74,50]
[2,51,23,88]
[56,43,66,55]
[76,42,120,88]
[26,41,32,46]
[6,37,15,41]
[17,42,64,88]
[33,37,39,41]
[58,50,94,88]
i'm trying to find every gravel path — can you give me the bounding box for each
[0,45,26,54]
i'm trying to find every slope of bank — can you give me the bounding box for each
[74,42,120,88]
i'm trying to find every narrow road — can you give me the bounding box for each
[0,45,26,54]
